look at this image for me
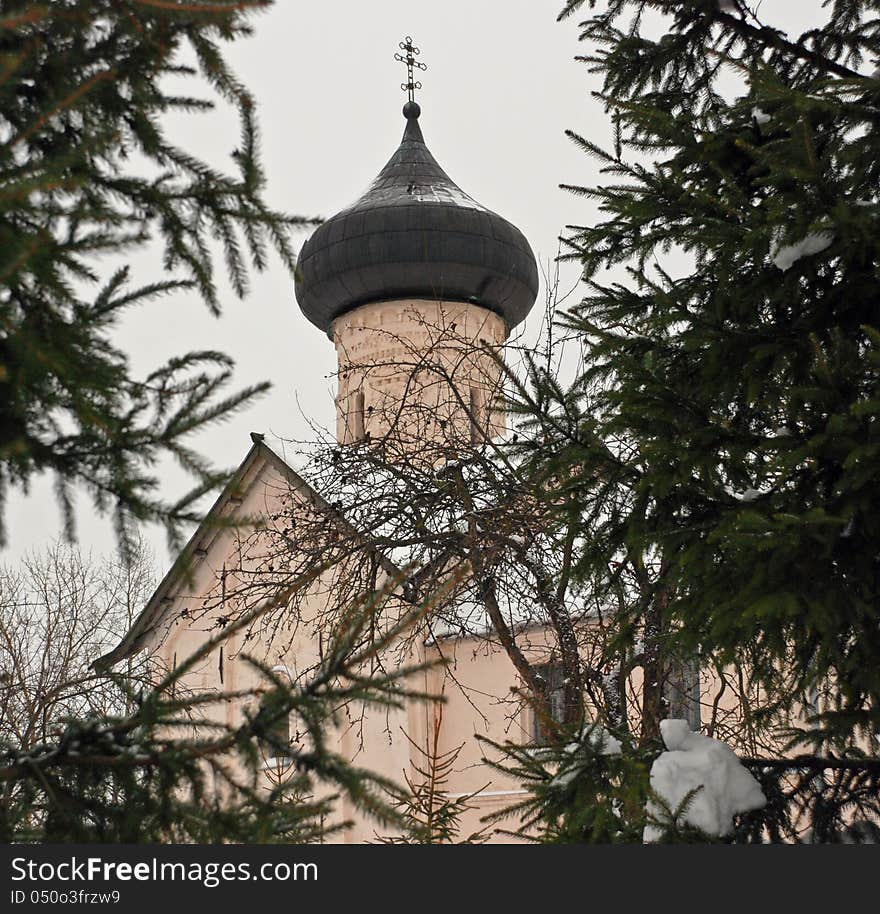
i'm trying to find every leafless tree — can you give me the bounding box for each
[177,297,776,756]
[0,539,158,750]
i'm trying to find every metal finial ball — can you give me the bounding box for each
[403,100,421,119]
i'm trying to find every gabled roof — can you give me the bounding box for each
[92,437,403,670]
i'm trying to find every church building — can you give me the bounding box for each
[93,45,585,841]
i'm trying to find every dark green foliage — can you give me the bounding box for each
[490,0,880,843]
[526,1,880,742]
[0,1,309,553]
[735,756,880,843]
[486,728,880,843]
[480,727,654,843]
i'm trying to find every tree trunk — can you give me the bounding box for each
[641,597,664,745]
[664,654,701,733]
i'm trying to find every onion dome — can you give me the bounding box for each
[294,102,539,335]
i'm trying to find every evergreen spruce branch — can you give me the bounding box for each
[3,67,119,151]
[0,1,307,545]
[714,7,864,81]
[572,1,870,81]
[89,275,196,320]
[564,129,618,164]
[0,559,441,836]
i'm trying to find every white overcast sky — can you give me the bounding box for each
[4,1,829,566]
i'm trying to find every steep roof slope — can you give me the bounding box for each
[93,437,402,670]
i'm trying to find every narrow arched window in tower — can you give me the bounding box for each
[469,385,485,445]
[350,389,366,443]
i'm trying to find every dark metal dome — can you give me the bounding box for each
[294,103,539,335]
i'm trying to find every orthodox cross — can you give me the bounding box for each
[395,36,427,103]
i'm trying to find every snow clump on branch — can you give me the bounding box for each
[644,720,765,842]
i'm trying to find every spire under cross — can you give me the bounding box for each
[395,36,427,103]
